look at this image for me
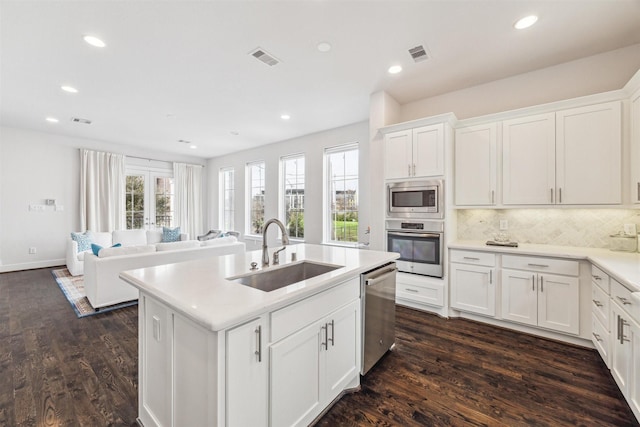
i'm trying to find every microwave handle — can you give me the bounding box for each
[388,231,441,239]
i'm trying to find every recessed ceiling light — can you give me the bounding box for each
[281,114,291,120]
[317,42,332,52]
[46,117,59,123]
[190,145,197,149]
[83,35,106,48]
[514,15,538,30]
[388,65,402,74]
[61,85,78,93]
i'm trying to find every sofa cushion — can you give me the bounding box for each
[71,232,92,252]
[156,240,201,252]
[98,244,156,258]
[162,226,181,242]
[200,235,238,246]
[146,230,163,244]
[92,232,113,247]
[112,229,147,247]
[76,251,90,261]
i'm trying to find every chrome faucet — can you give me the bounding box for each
[262,218,290,266]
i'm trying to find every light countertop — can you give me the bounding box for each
[450,240,640,293]
[120,244,398,332]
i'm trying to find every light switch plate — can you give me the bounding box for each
[499,219,508,230]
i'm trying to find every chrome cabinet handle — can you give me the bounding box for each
[463,256,480,261]
[528,263,549,268]
[489,270,493,284]
[559,188,562,203]
[491,190,495,204]
[592,299,603,308]
[621,318,630,344]
[617,315,621,341]
[592,275,601,281]
[540,276,544,292]
[550,188,554,203]
[532,275,535,291]
[328,320,335,347]
[617,296,632,305]
[321,323,328,349]
[254,325,262,362]
[413,164,416,176]
[408,164,411,176]
[405,288,419,293]
[593,332,602,342]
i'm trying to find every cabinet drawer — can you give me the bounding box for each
[270,277,359,343]
[591,314,610,368]
[396,281,444,308]
[591,264,610,294]
[450,250,495,267]
[591,282,610,329]
[611,278,639,322]
[502,255,578,276]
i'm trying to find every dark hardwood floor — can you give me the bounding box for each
[0,267,637,426]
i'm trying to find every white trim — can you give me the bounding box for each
[0,259,65,273]
[246,160,266,236]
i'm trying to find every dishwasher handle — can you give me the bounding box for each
[365,267,397,287]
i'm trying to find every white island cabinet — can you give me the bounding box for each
[120,244,398,427]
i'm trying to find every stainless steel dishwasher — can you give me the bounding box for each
[361,262,397,375]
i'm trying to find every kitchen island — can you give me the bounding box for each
[120,244,398,427]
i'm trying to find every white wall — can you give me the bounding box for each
[400,43,640,122]
[207,121,369,251]
[0,126,206,272]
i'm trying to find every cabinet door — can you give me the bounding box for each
[454,123,497,205]
[384,130,413,179]
[556,101,621,204]
[413,124,445,177]
[226,317,268,427]
[611,303,631,394]
[270,320,322,427]
[631,89,640,204]
[450,263,495,316]
[500,269,537,327]
[502,113,556,205]
[324,300,360,402]
[630,318,640,419]
[537,273,579,334]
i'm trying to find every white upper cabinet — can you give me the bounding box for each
[556,101,621,204]
[630,88,640,204]
[502,113,556,205]
[384,124,445,179]
[454,123,497,206]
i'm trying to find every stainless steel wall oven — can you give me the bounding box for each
[386,219,444,278]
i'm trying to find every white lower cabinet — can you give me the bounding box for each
[226,317,268,427]
[270,299,360,427]
[395,272,444,310]
[450,250,496,317]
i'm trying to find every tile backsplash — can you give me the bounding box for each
[457,209,640,248]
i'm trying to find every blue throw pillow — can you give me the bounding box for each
[71,232,92,253]
[91,243,121,256]
[162,226,181,242]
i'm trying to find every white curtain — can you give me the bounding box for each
[173,162,204,238]
[80,149,126,232]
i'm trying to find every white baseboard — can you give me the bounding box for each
[0,258,65,273]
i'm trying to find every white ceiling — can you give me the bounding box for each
[1,0,640,159]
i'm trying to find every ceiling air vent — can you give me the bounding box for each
[250,47,280,66]
[70,117,92,125]
[408,45,430,63]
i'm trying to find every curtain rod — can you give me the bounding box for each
[126,155,204,167]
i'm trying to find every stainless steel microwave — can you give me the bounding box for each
[387,180,443,219]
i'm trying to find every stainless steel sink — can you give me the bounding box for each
[227,261,343,292]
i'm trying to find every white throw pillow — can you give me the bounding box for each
[155,240,201,252]
[98,244,156,258]
[112,229,147,247]
[200,235,238,246]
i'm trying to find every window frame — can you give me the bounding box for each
[219,167,235,231]
[246,160,266,237]
[280,153,306,241]
[323,142,359,246]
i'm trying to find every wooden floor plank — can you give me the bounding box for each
[0,268,637,426]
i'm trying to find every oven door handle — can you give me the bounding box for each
[388,231,441,239]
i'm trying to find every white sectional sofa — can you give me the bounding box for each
[83,235,246,309]
[66,229,189,276]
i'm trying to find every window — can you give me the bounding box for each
[247,161,266,235]
[325,144,359,243]
[126,169,174,229]
[220,167,235,231]
[281,155,305,239]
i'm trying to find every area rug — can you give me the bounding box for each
[51,268,137,318]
